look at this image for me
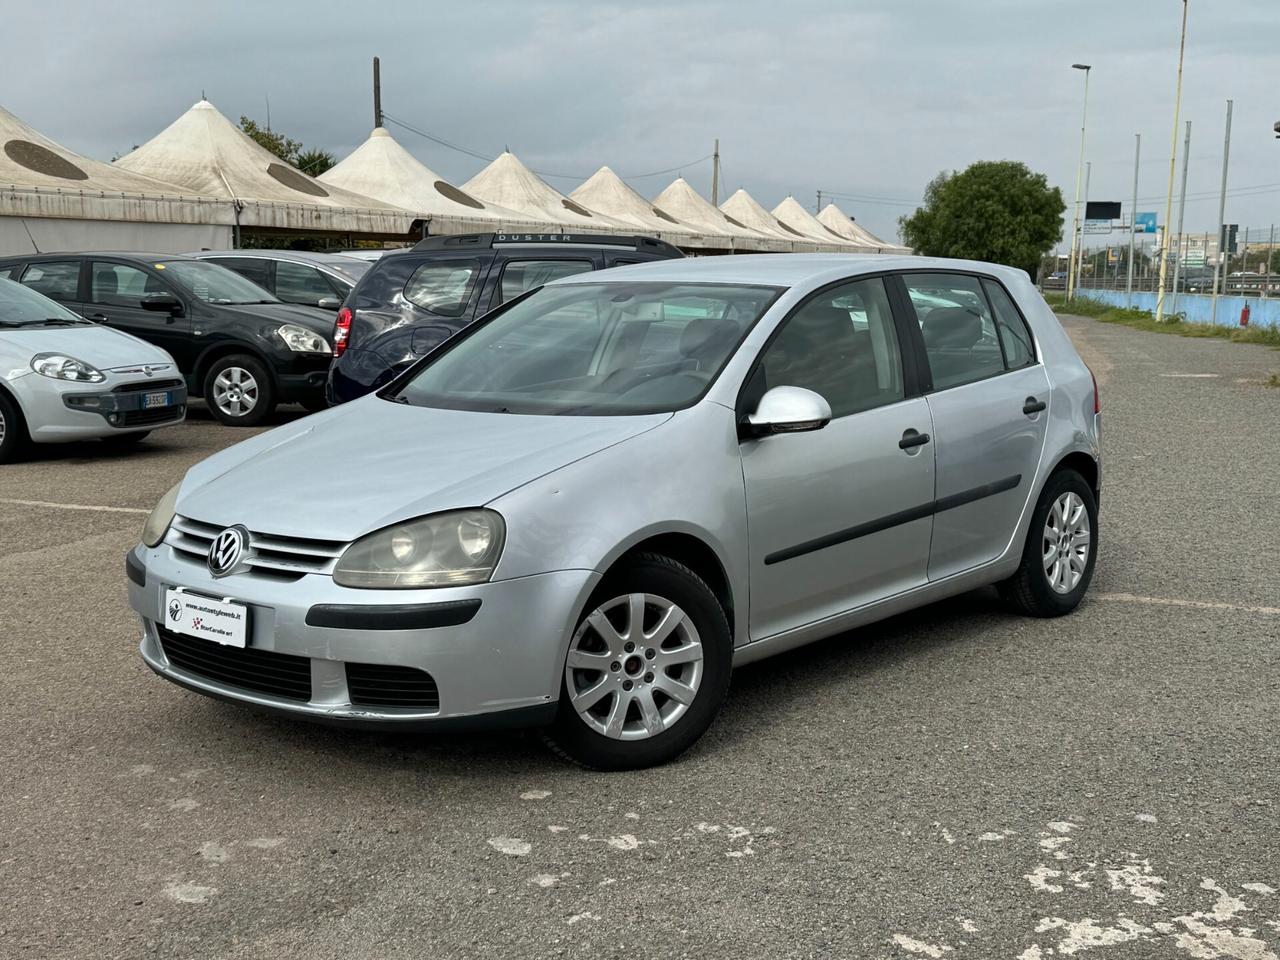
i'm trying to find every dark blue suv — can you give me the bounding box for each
[327,233,683,403]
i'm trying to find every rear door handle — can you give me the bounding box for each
[89,312,110,323]
[899,429,931,450]
[1023,397,1047,415]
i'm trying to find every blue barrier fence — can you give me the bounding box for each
[1073,288,1280,329]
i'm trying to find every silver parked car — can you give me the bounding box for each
[0,279,185,462]
[128,255,1100,769]
[186,250,370,311]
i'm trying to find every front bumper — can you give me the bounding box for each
[13,371,186,442]
[127,543,598,728]
[275,355,330,405]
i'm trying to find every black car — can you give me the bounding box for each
[0,252,334,426]
[326,233,683,403]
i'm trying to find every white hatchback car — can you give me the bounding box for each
[0,278,186,462]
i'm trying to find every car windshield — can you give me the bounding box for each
[0,277,90,327]
[390,281,782,416]
[158,260,279,305]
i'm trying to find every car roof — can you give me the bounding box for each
[188,249,370,277]
[0,251,197,263]
[546,254,1028,289]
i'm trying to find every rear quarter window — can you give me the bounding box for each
[403,259,482,318]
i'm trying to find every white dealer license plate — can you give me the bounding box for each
[143,391,172,409]
[164,588,249,648]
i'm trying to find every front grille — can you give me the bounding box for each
[113,378,184,394]
[167,516,347,579]
[158,628,312,701]
[118,405,184,427]
[346,662,440,710]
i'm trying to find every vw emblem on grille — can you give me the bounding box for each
[207,525,249,577]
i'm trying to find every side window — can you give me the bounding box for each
[498,259,593,304]
[982,279,1036,369]
[404,259,481,318]
[751,277,904,419]
[215,257,272,292]
[0,265,19,281]
[275,261,334,306]
[19,261,80,301]
[90,262,167,306]
[902,273,1004,390]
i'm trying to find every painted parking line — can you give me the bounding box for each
[1095,591,1280,617]
[0,497,149,515]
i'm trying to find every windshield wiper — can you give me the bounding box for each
[41,317,85,326]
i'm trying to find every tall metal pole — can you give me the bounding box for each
[1076,161,1092,290]
[1211,99,1233,326]
[711,139,720,206]
[1126,134,1141,305]
[1266,224,1275,300]
[1066,64,1091,300]
[1155,0,1189,322]
[816,189,823,214]
[373,57,382,128]
[1170,120,1192,315]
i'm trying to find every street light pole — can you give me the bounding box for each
[1066,63,1091,301]
[1126,134,1140,306]
[1155,0,1190,322]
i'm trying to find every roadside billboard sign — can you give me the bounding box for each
[1134,212,1158,234]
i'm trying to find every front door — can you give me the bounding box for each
[896,272,1050,581]
[85,261,192,366]
[740,276,935,641]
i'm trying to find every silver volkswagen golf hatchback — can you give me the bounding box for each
[128,255,1100,769]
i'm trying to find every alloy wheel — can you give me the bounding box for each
[1043,491,1091,594]
[565,593,704,741]
[212,367,260,418]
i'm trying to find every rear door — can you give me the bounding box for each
[487,256,598,311]
[894,272,1050,581]
[85,260,193,364]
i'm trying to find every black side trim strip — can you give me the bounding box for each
[305,599,481,630]
[125,549,146,587]
[764,474,1022,565]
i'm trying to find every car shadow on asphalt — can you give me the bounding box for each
[150,588,1018,777]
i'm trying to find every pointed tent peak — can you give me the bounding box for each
[816,202,893,249]
[463,150,625,228]
[319,125,535,224]
[772,195,858,246]
[652,178,750,238]
[115,98,398,210]
[569,166,695,235]
[719,188,807,241]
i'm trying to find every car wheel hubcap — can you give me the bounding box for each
[565,593,703,741]
[213,367,259,417]
[0,409,6,446]
[1043,491,1090,594]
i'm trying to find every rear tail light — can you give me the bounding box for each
[333,307,352,358]
[1088,365,1100,414]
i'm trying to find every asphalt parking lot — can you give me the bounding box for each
[3,315,1278,960]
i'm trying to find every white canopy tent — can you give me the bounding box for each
[0,103,233,255]
[115,100,413,239]
[719,188,816,249]
[319,127,544,234]
[463,151,629,231]
[652,178,785,251]
[772,196,861,249]
[817,202,906,254]
[569,166,721,245]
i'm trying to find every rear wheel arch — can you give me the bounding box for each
[1049,450,1099,498]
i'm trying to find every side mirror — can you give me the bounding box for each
[141,293,182,314]
[317,297,342,310]
[741,386,832,438]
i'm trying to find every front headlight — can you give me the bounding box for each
[276,324,331,354]
[31,353,105,382]
[333,509,505,589]
[142,482,181,548]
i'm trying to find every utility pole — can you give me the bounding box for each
[816,189,823,214]
[1170,121,1192,315]
[373,56,383,129]
[1066,64,1092,300]
[1155,0,1189,321]
[1126,134,1141,306]
[1211,99,1233,326]
[711,139,721,206]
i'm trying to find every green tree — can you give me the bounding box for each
[899,161,1065,277]
[239,116,302,164]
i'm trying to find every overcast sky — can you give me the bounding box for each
[5,0,1279,246]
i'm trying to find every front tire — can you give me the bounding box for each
[204,355,276,427]
[998,469,1098,617]
[0,390,27,464]
[545,553,732,770]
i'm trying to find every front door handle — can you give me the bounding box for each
[899,429,931,450]
[1023,396,1047,415]
[89,312,110,323]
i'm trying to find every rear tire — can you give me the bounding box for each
[998,469,1098,617]
[0,390,27,464]
[544,553,732,770]
[204,355,276,427]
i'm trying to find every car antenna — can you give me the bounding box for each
[19,217,40,254]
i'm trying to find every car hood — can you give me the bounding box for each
[209,302,334,336]
[177,396,671,541]
[0,324,174,370]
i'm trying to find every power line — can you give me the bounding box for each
[382,111,711,184]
